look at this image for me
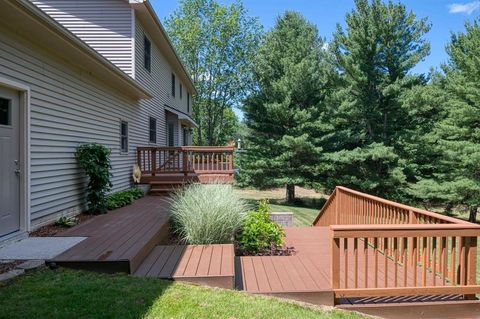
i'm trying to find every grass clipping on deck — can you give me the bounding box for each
[169,183,250,244]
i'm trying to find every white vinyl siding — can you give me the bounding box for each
[31,0,135,77]
[0,25,159,227]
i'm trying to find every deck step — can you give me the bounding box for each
[49,196,171,274]
[134,244,235,289]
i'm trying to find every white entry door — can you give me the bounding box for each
[0,86,20,237]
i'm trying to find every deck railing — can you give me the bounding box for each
[314,186,480,299]
[137,146,234,176]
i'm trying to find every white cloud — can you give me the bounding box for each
[448,1,480,14]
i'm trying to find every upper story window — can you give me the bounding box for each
[180,83,183,99]
[144,36,151,72]
[187,93,190,113]
[171,73,176,97]
[120,120,128,153]
[149,117,157,143]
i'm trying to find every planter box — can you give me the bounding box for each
[136,184,151,195]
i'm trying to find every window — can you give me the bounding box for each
[0,98,11,126]
[187,93,190,113]
[149,117,157,143]
[167,122,175,146]
[171,73,176,97]
[179,83,183,99]
[120,121,128,153]
[182,127,189,146]
[144,36,151,72]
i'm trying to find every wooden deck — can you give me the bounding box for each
[134,244,235,289]
[49,196,170,273]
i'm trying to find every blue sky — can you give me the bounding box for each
[152,0,480,74]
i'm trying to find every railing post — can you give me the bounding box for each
[182,149,188,176]
[331,231,340,290]
[137,149,141,171]
[151,149,156,176]
[335,189,340,224]
[466,236,478,299]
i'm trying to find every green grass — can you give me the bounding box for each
[268,203,319,226]
[0,269,365,319]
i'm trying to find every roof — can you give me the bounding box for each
[3,0,152,100]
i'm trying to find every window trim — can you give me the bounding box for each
[171,73,176,97]
[179,83,183,100]
[144,35,151,72]
[149,116,157,144]
[120,120,129,154]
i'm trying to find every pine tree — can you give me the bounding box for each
[410,21,480,222]
[321,0,431,199]
[240,11,333,202]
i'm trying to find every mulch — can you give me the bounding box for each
[29,213,96,237]
[0,261,23,275]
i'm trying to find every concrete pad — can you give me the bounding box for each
[17,260,45,271]
[0,237,86,260]
[0,269,24,282]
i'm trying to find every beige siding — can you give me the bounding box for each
[135,18,193,128]
[0,25,157,226]
[31,0,135,77]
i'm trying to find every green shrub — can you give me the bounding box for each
[54,215,78,228]
[169,183,249,244]
[106,188,144,210]
[237,200,285,255]
[76,143,112,214]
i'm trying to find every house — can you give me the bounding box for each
[0,0,203,243]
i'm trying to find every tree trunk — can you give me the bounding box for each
[468,206,478,223]
[286,184,295,203]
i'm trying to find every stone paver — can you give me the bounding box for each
[0,237,86,260]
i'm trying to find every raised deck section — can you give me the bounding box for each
[49,196,170,273]
[134,244,235,289]
[237,227,334,305]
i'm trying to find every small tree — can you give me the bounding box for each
[76,143,112,214]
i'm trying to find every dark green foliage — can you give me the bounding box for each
[320,0,431,199]
[75,143,112,214]
[106,188,144,210]
[240,11,332,201]
[408,21,480,221]
[237,200,285,255]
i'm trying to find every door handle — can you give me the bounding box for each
[14,160,20,176]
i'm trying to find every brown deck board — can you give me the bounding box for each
[135,244,235,289]
[50,196,170,273]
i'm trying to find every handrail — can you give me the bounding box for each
[136,146,234,176]
[314,186,474,226]
[330,223,479,298]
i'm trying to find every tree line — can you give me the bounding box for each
[166,0,480,222]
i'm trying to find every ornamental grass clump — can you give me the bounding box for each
[169,183,249,244]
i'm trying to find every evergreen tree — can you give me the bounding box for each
[322,0,431,198]
[410,21,480,222]
[240,11,333,202]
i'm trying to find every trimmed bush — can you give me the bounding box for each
[106,188,144,210]
[169,183,249,244]
[237,200,285,255]
[75,143,112,214]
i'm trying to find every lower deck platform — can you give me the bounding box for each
[49,196,171,273]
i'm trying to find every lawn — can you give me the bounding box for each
[235,186,324,226]
[0,268,366,319]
